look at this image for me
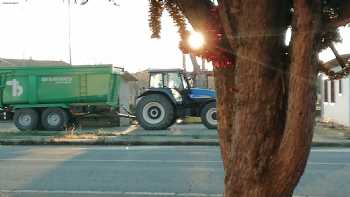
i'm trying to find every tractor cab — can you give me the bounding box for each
[149,69,189,89]
[148,69,190,103]
[136,68,217,130]
[148,69,216,102]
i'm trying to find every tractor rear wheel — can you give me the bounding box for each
[201,102,218,129]
[136,94,175,130]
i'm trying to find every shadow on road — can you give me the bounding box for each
[2,146,224,196]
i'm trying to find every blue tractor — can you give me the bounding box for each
[136,69,217,130]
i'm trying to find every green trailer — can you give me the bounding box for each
[0,65,122,131]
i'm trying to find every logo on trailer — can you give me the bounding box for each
[6,79,23,97]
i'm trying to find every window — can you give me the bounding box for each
[166,72,183,90]
[324,80,328,102]
[330,80,335,103]
[150,73,163,88]
[339,79,342,95]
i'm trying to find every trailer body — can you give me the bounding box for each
[0,65,122,130]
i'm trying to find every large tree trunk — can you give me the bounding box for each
[214,0,321,196]
[176,0,322,196]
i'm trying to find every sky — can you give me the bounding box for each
[319,27,350,62]
[0,0,187,73]
[0,0,348,73]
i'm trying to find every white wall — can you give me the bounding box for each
[321,75,350,126]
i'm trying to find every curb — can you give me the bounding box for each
[311,141,350,147]
[0,140,219,146]
[1,139,350,147]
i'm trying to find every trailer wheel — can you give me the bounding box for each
[14,109,39,131]
[41,108,69,131]
[201,102,218,129]
[136,94,175,130]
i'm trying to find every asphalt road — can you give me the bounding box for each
[0,146,349,197]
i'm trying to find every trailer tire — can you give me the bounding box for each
[201,102,218,129]
[14,109,39,131]
[41,108,69,131]
[136,94,175,130]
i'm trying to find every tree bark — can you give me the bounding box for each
[214,67,236,170]
[216,0,321,196]
[212,0,320,196]
[270,1,321,195]
[220,1,290,196]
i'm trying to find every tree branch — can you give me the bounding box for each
[175,0,215,31]
[174,0,236,172]
[329,42,346,68]
[327,0,350,27]
[175,0,233,59]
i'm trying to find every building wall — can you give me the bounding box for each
[127,81,139,108]
[208,75,215,90]
[119,79,132,126]
[321,74,350,126]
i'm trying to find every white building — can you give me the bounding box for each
[321,54,350,126]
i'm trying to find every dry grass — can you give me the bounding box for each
[183,117,202,124]
[55,125,139,140]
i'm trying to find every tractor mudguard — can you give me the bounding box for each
[137,89,178,105]
[196,99,216,116]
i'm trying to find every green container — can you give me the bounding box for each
[0,65,122,110]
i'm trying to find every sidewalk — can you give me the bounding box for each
[1,121,350,146]
[312,123,350,146]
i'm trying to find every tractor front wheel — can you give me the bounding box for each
[136,94,175,130]
[201,102,218,129]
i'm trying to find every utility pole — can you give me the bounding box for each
[182,53,187,72]
[67,0,72,65]
[201,58,206,71]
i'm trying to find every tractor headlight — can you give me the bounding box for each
[171,89,183,103]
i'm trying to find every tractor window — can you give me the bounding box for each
[167,72,183,90]
[150,73,163,88]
